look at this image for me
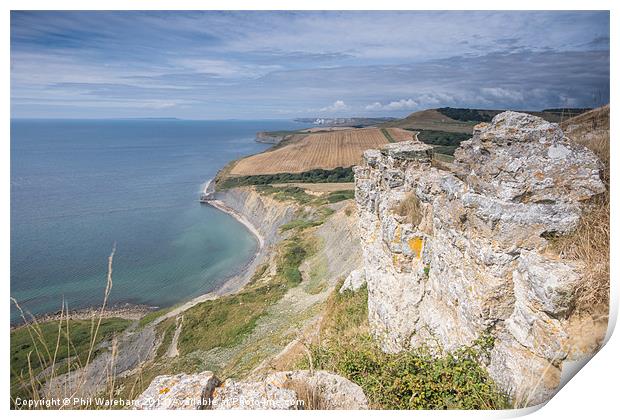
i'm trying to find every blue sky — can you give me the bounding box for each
[11,11,609,119]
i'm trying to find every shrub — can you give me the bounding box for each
[303,284,510,410]
[218,167,355,189]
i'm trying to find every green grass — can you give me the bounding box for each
[380,128,396,143]
[280,205,337,233]
[325,190,355,203]
[301,283,510,410]
[415,129,471,156]
[280,219,323,232]
[138,306,179,327]
[154,318,177,359]
[178,234,313,355]
[11,318,131,398]
[218,167,354,189]
[277,237,309,286]
[255,185,314,205]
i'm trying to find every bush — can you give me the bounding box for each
[415,130,471,155]
[218,167,354,189]
[326,190,355,203]
[302,283,510,410]
[436,107,494,122]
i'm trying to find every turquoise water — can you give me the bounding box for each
[10,119,304,321]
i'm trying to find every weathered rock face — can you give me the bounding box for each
[135,371,220,410]
[354,111,605,405]
[339,268,366,293]
[135,370,367,410]
[265,370,368,409]
[211,378,298,409]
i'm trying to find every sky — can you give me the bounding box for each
[10,11,610,119]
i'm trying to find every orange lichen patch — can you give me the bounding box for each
[408,237,424,258]
[159,387,170,394]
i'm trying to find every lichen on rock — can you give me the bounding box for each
[135,370,367,410]
[353,111,605,405]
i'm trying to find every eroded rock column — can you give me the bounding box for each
[354,111,605,405]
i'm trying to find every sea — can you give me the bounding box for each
[10,119,305,322]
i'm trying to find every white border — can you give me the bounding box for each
[2,1,616,419]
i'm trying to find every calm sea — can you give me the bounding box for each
[10,119,305,321]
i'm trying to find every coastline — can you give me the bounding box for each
[13,181,268,330]
[150,187,269,325]
[205,198,265,248]
[11,303,156,329]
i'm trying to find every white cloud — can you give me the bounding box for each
[365,98,418,111]
[320,100,348,113]
[365,102,383,111]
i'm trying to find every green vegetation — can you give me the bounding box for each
[415,129,471,155]
[380,128,396,143]
[437,107,591,125]
[325,190,355,203]
[300,284,510,410]
[256,185,354,209]
[437,107,495,122]
[138,306,178,327]
[256,185,314,204]
[178,234,313,355]
[280,219,323,232]
[154,318,177,359]
[218,167,354,189]
[11,318,131,397]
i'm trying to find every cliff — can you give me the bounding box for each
[208,187,298,294]
[353,111,605,405]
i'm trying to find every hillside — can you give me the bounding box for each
[383,107,591,133]
[382,108,476,133]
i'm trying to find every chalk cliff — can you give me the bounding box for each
[353,111,605,405]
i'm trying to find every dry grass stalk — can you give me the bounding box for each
[394,193,423,226]
[552,107,610,314]
[11,246,120,409]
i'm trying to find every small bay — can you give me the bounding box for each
[10,118,304,321]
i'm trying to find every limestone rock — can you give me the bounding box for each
[211,378,298,410]
[136,369,367,410]
[134,371,219,410]
[265,370,368,409]
[339,269,366,293]
[353,111,604,405]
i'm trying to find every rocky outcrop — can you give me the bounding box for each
[339,268,366,293]
[265,371,368,409]
[354,111,605,405]
[255,131,288,144]
[135,371,220,409]
[135,370,367,410]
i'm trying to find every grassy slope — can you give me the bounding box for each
[10,318,132,399]
[381,109,477,133]
[382,107,591,134]
[552,105,610,314]
[113,189,355,399]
